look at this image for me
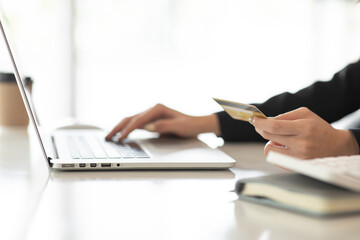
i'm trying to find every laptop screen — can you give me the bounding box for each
[0,18,52,166]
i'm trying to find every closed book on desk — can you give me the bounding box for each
[235,173,360,217]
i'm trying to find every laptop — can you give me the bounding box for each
[0,18,235,170]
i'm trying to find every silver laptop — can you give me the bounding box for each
[0,19,235,170]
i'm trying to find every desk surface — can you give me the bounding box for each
[1,127,360,240]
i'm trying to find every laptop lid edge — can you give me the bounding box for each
[0,18,52,168]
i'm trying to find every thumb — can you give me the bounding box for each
[275,107,312,120]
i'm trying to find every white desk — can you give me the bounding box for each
[1,127,360,240]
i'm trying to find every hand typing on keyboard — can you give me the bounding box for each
[105,104,220,141]
[251,107,360,159]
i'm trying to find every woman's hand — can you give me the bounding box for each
[252,107,359,159]
[106,104,221,141]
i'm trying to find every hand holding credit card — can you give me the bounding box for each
[213,98,267,122]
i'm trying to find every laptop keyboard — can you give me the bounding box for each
[66,136,149,159]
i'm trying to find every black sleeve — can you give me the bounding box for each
[216,59,360,143]
[349,129,360,150]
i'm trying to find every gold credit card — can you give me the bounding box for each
[213,98,267,122]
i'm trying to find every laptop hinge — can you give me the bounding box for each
[47,157,53,167]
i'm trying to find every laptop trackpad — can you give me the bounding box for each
[138,138,226,163]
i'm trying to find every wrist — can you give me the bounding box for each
[336,130,359,156]
[193,114,221,136]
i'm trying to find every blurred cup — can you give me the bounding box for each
[0,72,33,127]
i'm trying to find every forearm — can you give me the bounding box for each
[257,60,360,123]
[217,59,360,142]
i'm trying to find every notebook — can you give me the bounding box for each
[235,173,360,217]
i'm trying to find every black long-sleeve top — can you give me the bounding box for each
[216,59,360,148]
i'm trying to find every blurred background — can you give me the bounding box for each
[0,0,360,129]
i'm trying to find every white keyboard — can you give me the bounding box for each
[267,152,360,192]
[66,135,149,159]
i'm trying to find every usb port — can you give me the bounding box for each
[79,163,86,168]
[101,163,111,167]
[90,163,97,167]
[62,164,75,168]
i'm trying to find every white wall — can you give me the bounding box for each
[0,0,73,125]
[74,0,360,129]
[1,0,360,129]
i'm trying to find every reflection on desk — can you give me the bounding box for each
[1,127,360,240]
[234,200,360,240]
[0,127,48,240]
[28,169,236,240]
